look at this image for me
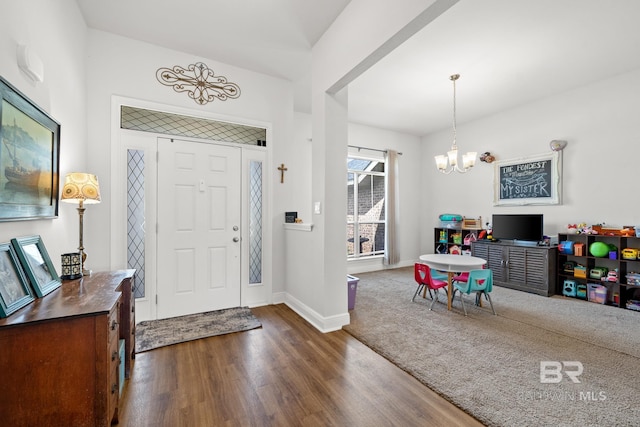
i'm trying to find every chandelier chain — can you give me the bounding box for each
[451,74,459,149]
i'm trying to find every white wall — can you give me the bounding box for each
[420,68,640,254]
[287,112,313,223]
[0,0,87,267]
[291,0,452,331]
[84,30,295,298]
[283,115,423,322]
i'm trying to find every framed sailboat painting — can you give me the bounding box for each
[0,76,60,221]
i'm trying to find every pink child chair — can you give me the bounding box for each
[413,263,448,310]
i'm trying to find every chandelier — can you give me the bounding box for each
[434,74,477,174]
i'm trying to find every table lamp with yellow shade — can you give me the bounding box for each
[60,172,101,276]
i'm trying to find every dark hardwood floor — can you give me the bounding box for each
[119,304,483,426]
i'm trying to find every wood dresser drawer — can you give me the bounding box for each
[118,275,136,378]
[107,303,120,422]
[0,269,136,427]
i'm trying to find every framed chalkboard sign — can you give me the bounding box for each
[494,152,561,206]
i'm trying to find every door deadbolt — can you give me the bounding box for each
[233,226,239,231]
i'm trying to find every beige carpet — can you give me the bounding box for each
[344,267,639,427]
[136,307,261,353]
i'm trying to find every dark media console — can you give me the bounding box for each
[471,239,557,296]
[497,239,545,247]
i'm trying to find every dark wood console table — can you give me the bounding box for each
[0,270,135,427]
[471,240,557,296]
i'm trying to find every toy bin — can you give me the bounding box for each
[622,248,639,260]
[576,283,588,300]
[627,300,640,311]
[563,280,577,297]
[563,260,577,273]
[626,273,640,286]
[589,267,608,280]
[558,241,574,255]
[439,220,462,229]
[587,283,608,304]
[573,265,587,279]
[347,275,359,310]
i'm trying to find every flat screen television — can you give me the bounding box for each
[491,214,543,243]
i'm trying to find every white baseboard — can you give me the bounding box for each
[347,258,414,275]
[271,291,286,304]
[272,292,350,333]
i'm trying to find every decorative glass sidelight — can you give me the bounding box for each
[127,149,146,298]
[249,160,263,284]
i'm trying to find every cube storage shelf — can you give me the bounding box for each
[557,233,640,310]
[434,227,480,255]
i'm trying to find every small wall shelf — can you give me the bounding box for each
[284,223,313,232]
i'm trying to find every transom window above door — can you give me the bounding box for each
[120,105,266,145]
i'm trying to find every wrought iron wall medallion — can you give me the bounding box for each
[156,62,241,105]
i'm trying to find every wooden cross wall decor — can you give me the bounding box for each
[278,163,288,183]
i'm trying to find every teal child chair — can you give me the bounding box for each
[452,269,496,316]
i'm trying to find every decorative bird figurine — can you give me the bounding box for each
[479,152,495,163]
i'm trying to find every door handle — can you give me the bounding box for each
[233,237,240,242]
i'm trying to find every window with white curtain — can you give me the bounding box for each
[347,156,386,259]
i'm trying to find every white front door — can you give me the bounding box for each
[156,137,241,319]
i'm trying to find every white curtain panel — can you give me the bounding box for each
[384,149,399,265]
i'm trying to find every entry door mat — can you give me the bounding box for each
[135,307,262,353]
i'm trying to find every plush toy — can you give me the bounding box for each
[581,225,595,234]
[567,223,596,234]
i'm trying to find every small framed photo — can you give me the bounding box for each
[11,235,61,298]
[0,242,35,318]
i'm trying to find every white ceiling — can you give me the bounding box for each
[76,0,640,137]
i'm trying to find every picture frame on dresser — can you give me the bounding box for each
[0,242,34,318]
[0,76,61,221]
[11,235,61,298]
